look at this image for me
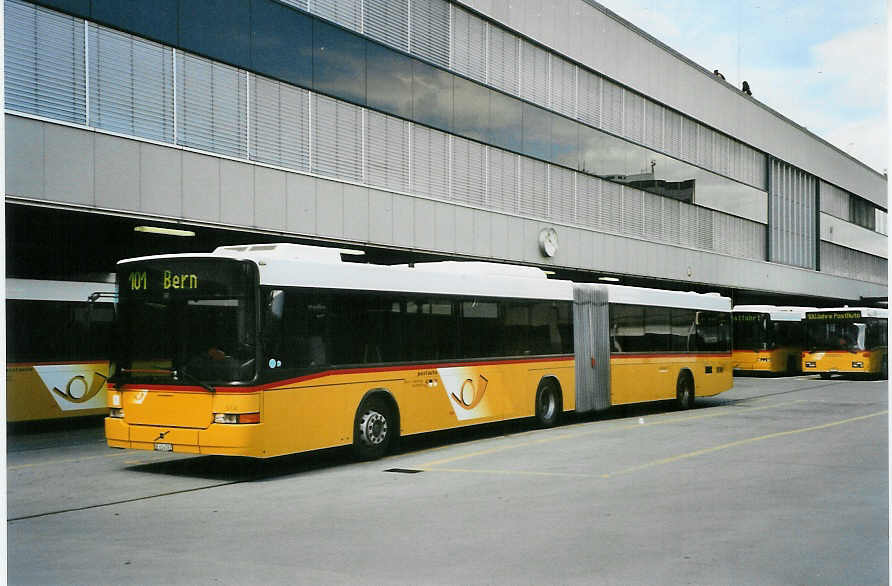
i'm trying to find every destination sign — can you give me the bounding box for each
[119,258,254,298]
[806,311,862,321]
[128,270,198,291]
[733,313,765,321]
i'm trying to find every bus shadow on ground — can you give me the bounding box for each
[123,402,719,481]
[124,448,354,482]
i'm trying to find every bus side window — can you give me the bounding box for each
[261,289,285,361]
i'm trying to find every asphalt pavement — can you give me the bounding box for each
[7,375,888,585]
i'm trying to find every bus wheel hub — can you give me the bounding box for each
[360,411,387,446]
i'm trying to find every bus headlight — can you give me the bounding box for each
[213,412,260,424]
[805,362,816,368]
[109,408,124,418]
[851,361,864,368]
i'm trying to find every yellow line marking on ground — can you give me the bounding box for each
[422,410,887,479]
[425,467,599,479]
[602,410,888,478]
[420,399,807,468]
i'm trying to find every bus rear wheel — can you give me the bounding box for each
[353,397,394,460]
[535,379,561,428]
[675,373,694,410]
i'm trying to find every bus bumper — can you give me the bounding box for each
[105,418,266,458]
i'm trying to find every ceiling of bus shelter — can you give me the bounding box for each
[5,203,879,308]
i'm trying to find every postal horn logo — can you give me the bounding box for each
[451,375,488,410]
[51,373,106,404]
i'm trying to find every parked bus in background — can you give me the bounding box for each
[732,305,813,375]
[6,279,115,423]
[802,308,888,379]
[105,244,732,459]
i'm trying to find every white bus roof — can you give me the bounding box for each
[805,307,888,319]
[603,284,731,312]
[6,278,115,303]
[733,305,815,321]
[118,244,731,311]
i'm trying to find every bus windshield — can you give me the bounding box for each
[733,313,772,350]
[805,319,872,352]
[114,259,257,385]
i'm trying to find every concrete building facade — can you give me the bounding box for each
[4,0,887,303]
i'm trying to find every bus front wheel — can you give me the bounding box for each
[353,397,394,460]
[675,373,694,410]
[535,379,561,428]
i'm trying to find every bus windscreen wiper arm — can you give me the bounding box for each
[172,368,216,393]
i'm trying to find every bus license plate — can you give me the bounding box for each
[154,442,173,452]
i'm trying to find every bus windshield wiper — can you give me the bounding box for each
[171,367,216,393]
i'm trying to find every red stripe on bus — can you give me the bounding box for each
[611,353,732,359]
[7,360,108,367]
[109,355,575,394]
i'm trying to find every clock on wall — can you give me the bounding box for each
[538,227,559,258]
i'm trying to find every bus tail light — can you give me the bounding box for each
[109,408,124,418]
[213,412,260,424]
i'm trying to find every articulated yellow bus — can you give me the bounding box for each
[105,244,732,459]
[7,279,115,423]
[732,305,813,375]
[802,308,888,379]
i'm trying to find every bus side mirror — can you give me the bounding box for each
[267,290,284,321]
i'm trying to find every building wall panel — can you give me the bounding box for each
[45,124,94,206]
[342,183,370,242]
[6,115,46,199]
[254,166,287,230]
[220,158,255,227]
[95,134,140,210]
[181,150,221,222]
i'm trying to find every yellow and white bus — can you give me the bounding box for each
[105,244,732,459]
[732,305,813,375]
[802,308,888,379]
[7,278,115,423]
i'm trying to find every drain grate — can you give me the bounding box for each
[384,468,423,474]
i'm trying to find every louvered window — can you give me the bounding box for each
[411,124,450,200]
[364,0,409,52]
[250,74,310,172]
[520,40,549,107]
[410,0,450,68]
[549,167,575,224]
[310,0,362,31]
[549,56,576,119]
[600,79,622,135]
[451,6,486,83]
[279,0,309,10]
[5,0,86,124]
[643,100,663,151]
[487,25,519,95]
[622,90,644,144]
[519,158,548,218]
[488,147,518,214]
[621,187,643,237]
[176,51,247,158]
[576,173,601,231]
[576,69,601,129]
[600,180,622,234]
[452,137,487,207]
[88,24,174,143]
[365,109,410,193]
[312,93,363,182]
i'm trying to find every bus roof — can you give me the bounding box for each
[733,305,815,321]
[117,244,732,310]
[805,307,888,319]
